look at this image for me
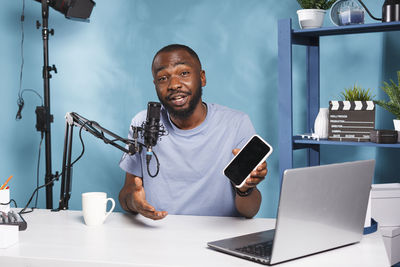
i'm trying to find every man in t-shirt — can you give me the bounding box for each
[119,44,268,220]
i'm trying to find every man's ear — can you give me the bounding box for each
[200,70,206,87]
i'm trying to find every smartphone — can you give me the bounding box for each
[223,135,273,188]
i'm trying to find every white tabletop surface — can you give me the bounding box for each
[0,209,390,267]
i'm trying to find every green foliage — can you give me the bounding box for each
[340,84,375,101]
[375,71,400,120]
[297,0,336,9]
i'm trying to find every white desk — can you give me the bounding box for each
[0,209,390,267]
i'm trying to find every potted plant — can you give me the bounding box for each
[297,0,336,29]
[328,84,376,142]
[375,71,400,133]
[340,84,375,101]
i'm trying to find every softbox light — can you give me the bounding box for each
[34,0,96,21]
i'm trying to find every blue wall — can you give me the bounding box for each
[1,0,399,218]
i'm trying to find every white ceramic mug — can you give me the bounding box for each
[82,192,115,226]
[0,188,10,213]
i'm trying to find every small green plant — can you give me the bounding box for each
[340,84,375,101]
[375,71,400,120]
[297,0,336,9]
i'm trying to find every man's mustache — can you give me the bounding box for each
[166,90,192,101]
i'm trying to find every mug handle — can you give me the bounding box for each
[104,198,115,222]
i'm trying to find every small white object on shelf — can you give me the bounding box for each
[299,132,320,141]
[314,108,329,139]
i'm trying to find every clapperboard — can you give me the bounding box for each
[328,101,375,142]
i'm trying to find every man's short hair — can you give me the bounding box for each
[152,44,202,69]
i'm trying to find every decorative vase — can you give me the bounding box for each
[297,9,326,29]
[314,108,329,139]
[394,119,400,142]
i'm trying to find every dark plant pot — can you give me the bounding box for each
[328,101,375,142]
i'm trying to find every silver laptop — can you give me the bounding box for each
[208,160,375,265]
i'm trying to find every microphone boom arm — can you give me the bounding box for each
[58,112,142,210]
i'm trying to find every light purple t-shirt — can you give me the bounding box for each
[119,103,255,216]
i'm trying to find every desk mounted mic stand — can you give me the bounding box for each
[58,112,142,210]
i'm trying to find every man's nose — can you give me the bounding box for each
[168,75,181,91]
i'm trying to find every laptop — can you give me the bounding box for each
[208,160,375,265]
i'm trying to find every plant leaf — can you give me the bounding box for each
[340,84,374,101]
[297,0,335,9]
[377,71,400,119]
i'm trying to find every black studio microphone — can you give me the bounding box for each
[143,102,162,157]
[141,101,166,177]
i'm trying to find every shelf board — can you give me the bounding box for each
[293,136,400,148]
[293,21,400,37]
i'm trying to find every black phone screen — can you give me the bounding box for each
[224,136,271,185]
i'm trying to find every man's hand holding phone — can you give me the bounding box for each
[232,148,268,191]
[224,135,273,189]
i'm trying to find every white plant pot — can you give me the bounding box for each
[297,9,326,29]
[394,119,400,142]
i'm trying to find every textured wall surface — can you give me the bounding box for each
[0,0,398,217]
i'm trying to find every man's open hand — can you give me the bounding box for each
[122,173,168,220]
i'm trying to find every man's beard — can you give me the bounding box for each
[158,86,203,120]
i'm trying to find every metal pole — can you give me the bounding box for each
[41,0,56,209]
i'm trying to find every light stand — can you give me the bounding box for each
[36,0,57,209]
[33,0,95,209]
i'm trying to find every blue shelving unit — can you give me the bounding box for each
[278,19,400,183]
[293,136,400,149]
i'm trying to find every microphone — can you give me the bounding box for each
[143,102,162,156]
[139,101,166,177]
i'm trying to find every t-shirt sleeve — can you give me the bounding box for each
[119,113,145,178]
[235,113,256,149]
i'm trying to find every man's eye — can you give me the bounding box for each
[181,71,189,76]
[158,76,167,82]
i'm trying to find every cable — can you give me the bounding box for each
[146,151,160,178]
[19,89,43,104]
[357,0,382,21]
[15,0,43,120]
[19,175,59,214]
[0,199,18,208]
[70,120,90,166]
[18,0,25,99]
[20,122,91,214]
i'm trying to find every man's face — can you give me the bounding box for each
[152,49,206,120]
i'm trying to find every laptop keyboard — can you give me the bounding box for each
[235,240,273,258]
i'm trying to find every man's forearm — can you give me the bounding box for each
[119,185,135,213]
[119,173,139,213]
[235,188,262,218]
